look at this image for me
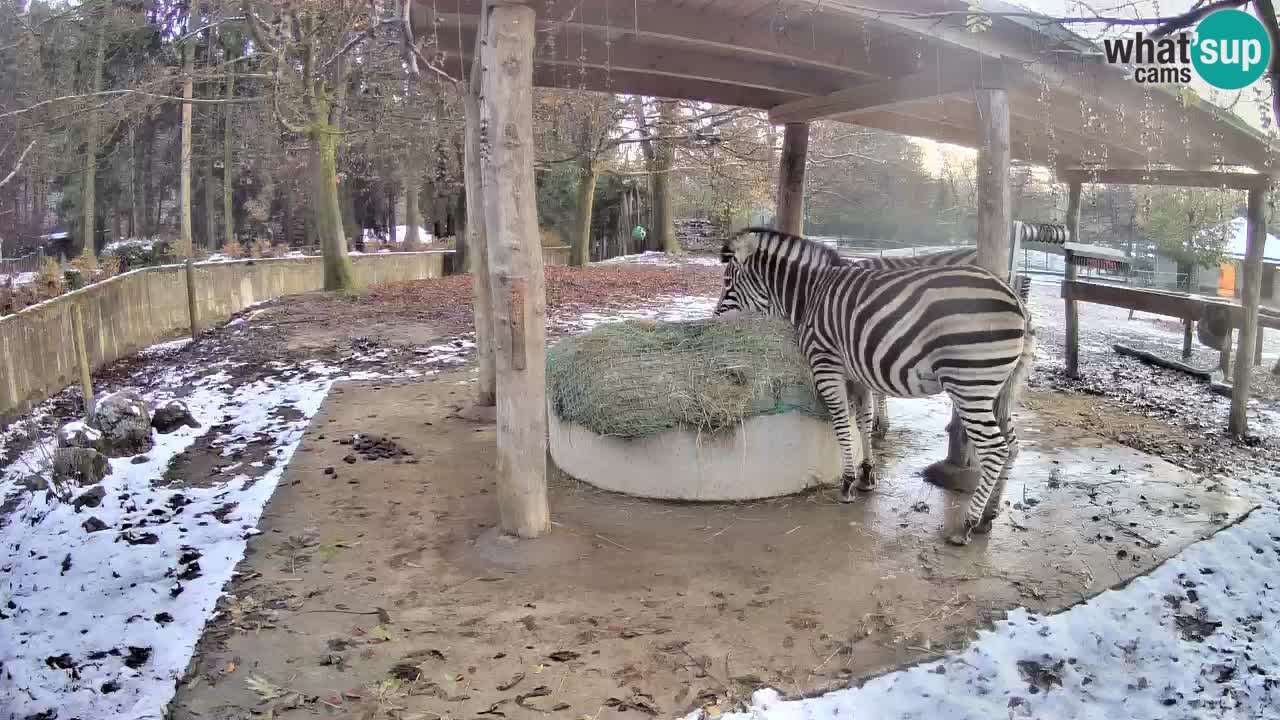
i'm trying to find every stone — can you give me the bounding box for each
[53,449,110,489]
[151,399,199,434]
[57,421,103,451]
[72,485,107,511]
[93,390,153,456]
[82,516,109,533]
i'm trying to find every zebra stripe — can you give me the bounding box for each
[715,228,1034,545]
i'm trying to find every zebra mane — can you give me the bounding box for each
[722,227,842,266]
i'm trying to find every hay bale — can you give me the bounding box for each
[546,317,827,439]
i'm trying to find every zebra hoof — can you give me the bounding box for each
[838,474,858,503]
[974,516,996,535]
[944,530,971,546]
[854,462,878,492]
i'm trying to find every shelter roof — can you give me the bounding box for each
[421,0,1280,173]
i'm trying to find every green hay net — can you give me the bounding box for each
[546,318,829,439]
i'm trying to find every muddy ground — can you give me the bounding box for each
[168,378,1252,720]
[3,262,1278,719]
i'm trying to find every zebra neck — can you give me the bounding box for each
[754,254,835,326]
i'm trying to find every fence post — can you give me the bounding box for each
[71,303,95,417]
[185,258,199,340]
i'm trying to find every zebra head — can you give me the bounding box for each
[714,229,772,317]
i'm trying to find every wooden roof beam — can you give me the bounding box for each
[429,0,921,80]
[1057,168,1276,190]
[436,19,850,98]
[769,58,1031,125]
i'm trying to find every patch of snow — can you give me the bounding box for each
[103,238,157,254]
[699,507,1280,720]
[0,356,395,718]
[595,251,720,267]
[139,337,193,357]
[0,271,38,287]
[57,421,101,444]
[362,226,432,245]
[556,294,717,333]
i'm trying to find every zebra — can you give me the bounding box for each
[845,248,979,438]
[715,228,1034,545]
[846,241,1037,437]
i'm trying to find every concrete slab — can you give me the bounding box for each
[170,375,1254,720]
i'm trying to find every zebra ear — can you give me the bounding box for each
[728,232,760,262]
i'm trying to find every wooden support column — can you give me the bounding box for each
[479,2,551,538]
[1229,185,1269,436]
[924,89,1010,492]
[975,90,1012,278]
[775,122,809,234]
[464,10,495,407]
[1064,182,1083,377]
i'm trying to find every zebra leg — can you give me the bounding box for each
[975,408,1020,533]
[944,398,1012,546]
[847,382,879,491]
[871,392,889,438]
[812,363,862,502]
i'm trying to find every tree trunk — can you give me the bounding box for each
[404,174,422,248]
[387,182,397,244]
[129,124,141,238]
[223,59,236,247]
[80,8,108,257]
[653,100,679,254]
[203,130,217,249]
[571,158,596,267]
[311,114,357,291]
[178,38,195,257]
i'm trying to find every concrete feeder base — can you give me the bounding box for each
[547,402,843,501]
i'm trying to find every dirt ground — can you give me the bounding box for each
[169,374,1253,720]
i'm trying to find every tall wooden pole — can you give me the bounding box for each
[1063,182,1083,377]
[71,304,94,416]
[179,39,195,258]
[775,122,809,234]
[925,89,1011,492]
[464,49,495,405]
[1229,185,1268,436]
[480,2,550,538]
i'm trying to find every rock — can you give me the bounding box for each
[82,516,108,533]
[53,448,110,488]
[57,421,103,451]
[151,399,199,434]
[72,485,107,512]
[93,390,153,456]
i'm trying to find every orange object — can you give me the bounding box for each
[1218,262,1236,297]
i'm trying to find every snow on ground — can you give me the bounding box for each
[704,506,1280,720]
[0,357,351,719]
[361,225,433,244]
[0,271,37,287]
[555,294,716,333]
[595,250,721,268]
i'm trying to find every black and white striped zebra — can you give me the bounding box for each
[715,228,1035,545]
[846,248,979,438]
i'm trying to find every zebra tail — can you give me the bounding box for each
[995,317,1036,421]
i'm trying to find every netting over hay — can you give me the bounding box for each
[546,318,828,439]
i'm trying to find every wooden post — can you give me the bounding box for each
[479,2,551,538]
[924,89,1010,492]
[775,122,809,234]
[1255,327,1264,366]
[185,258,199,340]
[975,90,1011,279]
[71,304,94,416]
[1182,319,1194,360]
[1229,185,1268,436]
[464,23,496,406]
[1063,182,1083,377]
[1219,330,1232,375]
